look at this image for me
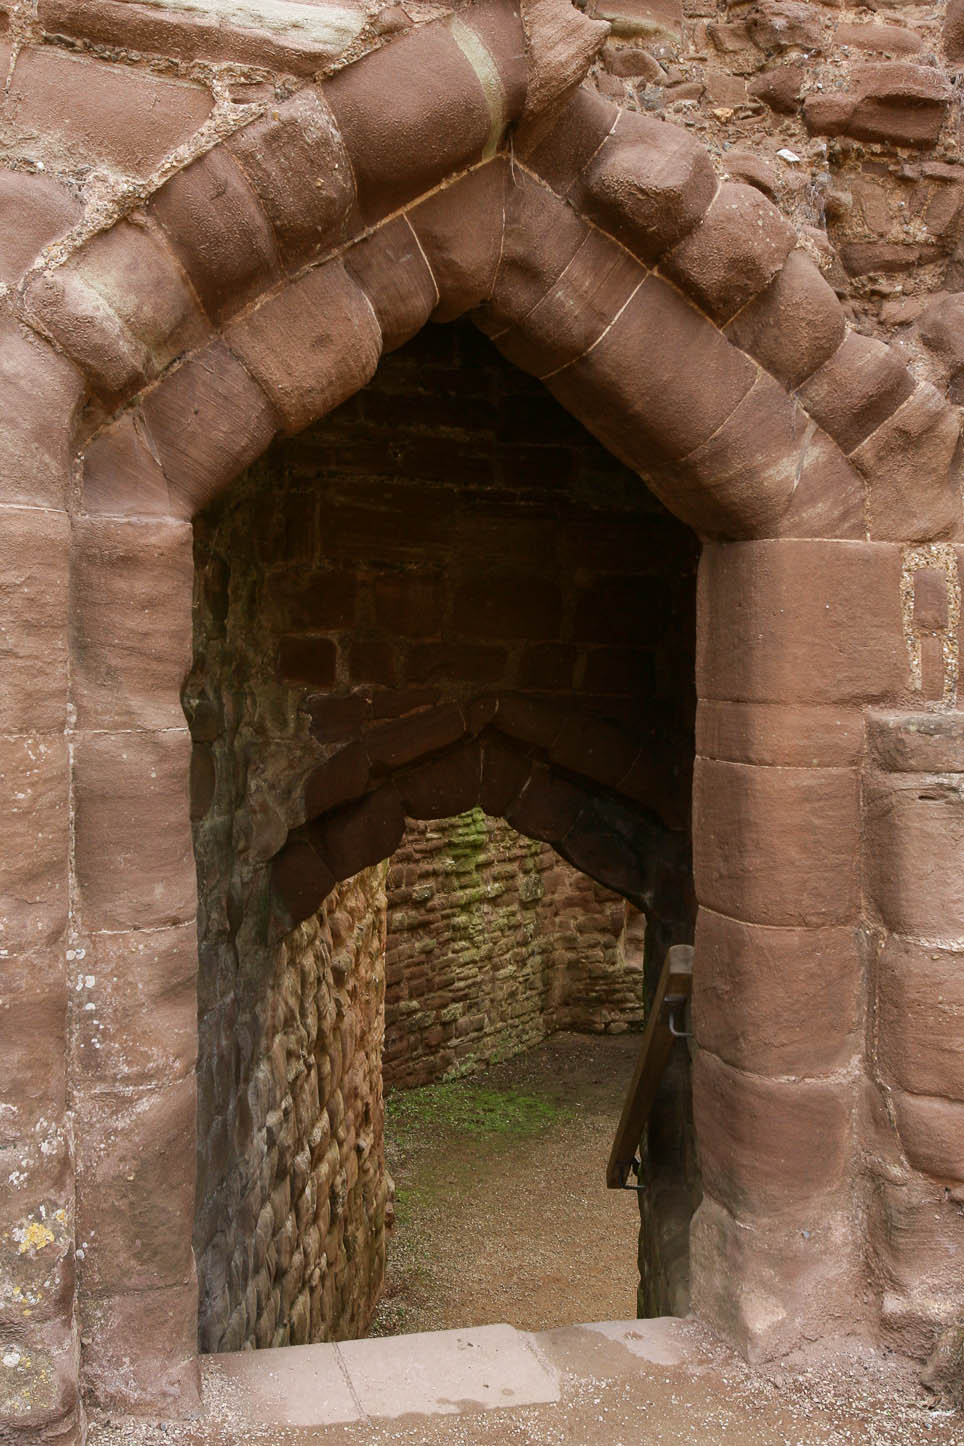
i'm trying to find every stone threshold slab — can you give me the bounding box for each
[204,1322,561,1426]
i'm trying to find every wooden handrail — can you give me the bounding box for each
[606,943,694,1190]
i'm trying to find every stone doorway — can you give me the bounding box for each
[188,320,700,1357]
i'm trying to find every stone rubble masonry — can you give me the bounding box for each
[2,0,964,1434]
[383,812,642,1091]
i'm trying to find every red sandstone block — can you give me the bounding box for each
[70,518,193,731]
[504,762,590,843]
[0,970,66,1134]
[23,221,210,406]
[517,85,615,192]
[226,261,381,435]
[696,540,907,705]
[724,250,845,391]
[75,1078,197,1292]
[663,182,795,326]
[307,693,371,743]
[278,636,337,687]
[479,175,592,340]
[850,383,962,542]
[797,331,915,456]
[479,734,531,815]
[878,937,964,1100]
[0,312,82,510]
[549,712,638,788]
[0,506,68,733]
[491,693,564,749]
[547,274,756,488]
[696,700,865,768]
[0,737,67,957]
[227,89,356,271]
[80,1275,200,1418]
[690,1195,862,1362]
[913,568,949,631]
[693,909,860,1076]
[893,1091,964,1184]
[693,758,859,927]
[555,806,649,901]
[304,743,371,820]
[492,228,644,379]
[574,109,718,266]
[323,19,498,225]
[803,62,950,149]
[864,772,964,940]
[365,703,465,770]
[397,743,482,819]
[69,923,197,1088]
[82,409,172,519]
[0,169,80,283]
[149,148,281,322]
[344,218,438,354]
[8,46,211,178]
[73,729,195,933]
[350,638,398,687]
[405,642,507,687]
[693,1049,853,1217]
[311,789,405,879]
[868,711,964,774]
[919,634,945,701]
[519,644,578,690]
[407,161,507,322]
[137,341,278,518]
[271,838,335,929]
[771,426,865,542]
[266,569,357,631]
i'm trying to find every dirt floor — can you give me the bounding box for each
[369,1031,643,1337]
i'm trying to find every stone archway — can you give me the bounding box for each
[3,0,963,1436]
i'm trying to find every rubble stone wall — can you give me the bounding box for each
[384,812,642,1090]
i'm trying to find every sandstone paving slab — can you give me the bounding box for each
[203,1340,363,1426]
[336,1322,562,1418]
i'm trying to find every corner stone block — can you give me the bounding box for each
[663,182,796,326]
[0,505,69,733]
[695,700,866,768]
[74,1076,197,1293]
[137,341,278,519]
[690,1195,864,1363]
[574,109,718,267]
[70,517,193,731]
[796,330,915,456]
[0,736,68,957]
[671,372,801,540]
[723,249,846,391]
[226,261,381,435]
[227,88,356,271]
[864,771,964,940]
[323,14,504,225]
[344,218,438,354]
[693,909,861,1076]
[148,147,282,322]
[80,1275,200,1418]
[22,221,210,407]
[407,161,507,322]
[693,1049,853,1218]
[877,937,964,1100]
[82,409,173,519]
[693,758,859,927]
[850,383,962,543]
[0,312,82,510]
[69,923,198,1089]
[869,1175,964,1353]
[0,1310,79,1440]
[696,541,908,705]
[771,426,865,542]
[73,729,196,933]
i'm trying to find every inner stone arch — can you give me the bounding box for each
[187,318,700,1351]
